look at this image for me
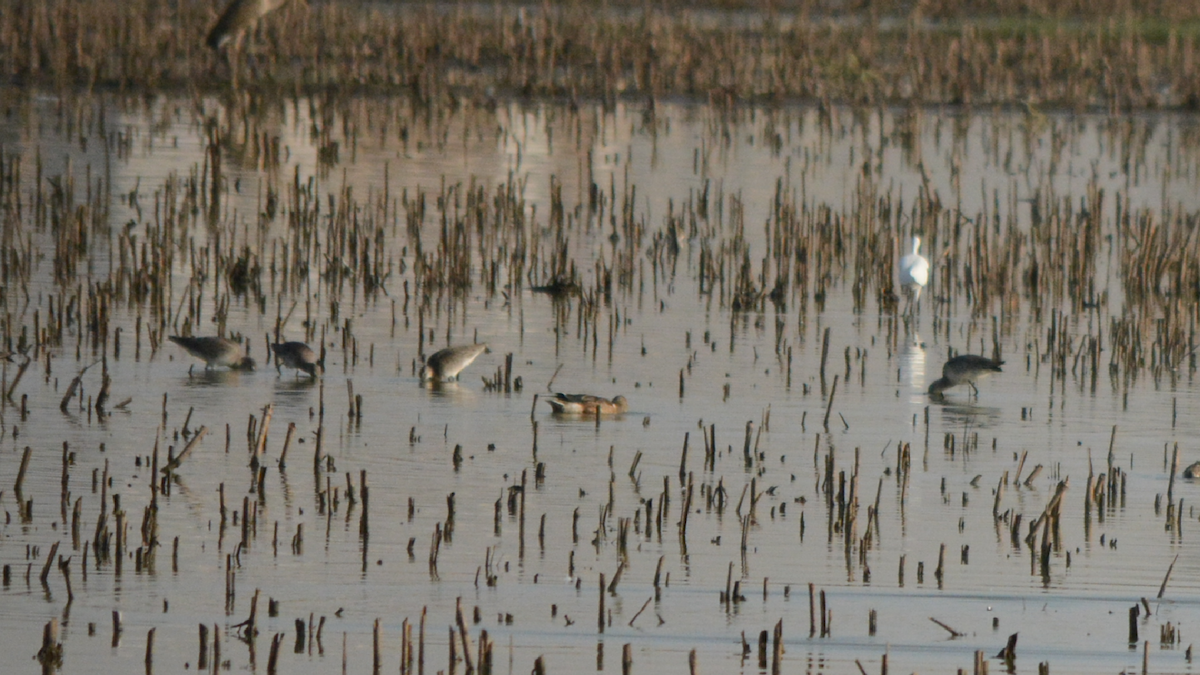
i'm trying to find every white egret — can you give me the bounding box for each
[899,236,930,314]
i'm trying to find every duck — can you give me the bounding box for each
[206,0,294,50]
[928,354,1003,397]
[899,236,930,313]
[545,393,629,415]
[168,335,256,370]
[421,344,489,382]
[270,341,320,377]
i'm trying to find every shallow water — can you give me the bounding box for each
[3,91,1200,674]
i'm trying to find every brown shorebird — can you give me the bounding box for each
[899,236,930,313]
[168,336,256,370]
[420,344,489,383]
[928,355,1003,397]
[1183,461,1200,479]
[546,393,629,415]
[206,0,294,50]
[270,341,320,377]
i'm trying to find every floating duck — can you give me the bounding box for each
[928,354,1003,397]
[546,393,629,415]
[168,336,255,370]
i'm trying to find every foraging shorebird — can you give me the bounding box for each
[206,0,294,50]
[420,344,489,382]
[899,236,930,313]
[545,393,629,415]
[1183,461,1200,480]
[928,355,1003,397]
[168,335,256,370]
[270,341,320,377]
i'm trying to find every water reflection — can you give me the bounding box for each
[421,380,479,402]
[181,368,256,388]
[932,400,1004,430]
[271,377,320,412]
[271,376,319,391]
[900,335,926,394]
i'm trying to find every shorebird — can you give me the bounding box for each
[545,393,629,415]
[420,344,489,382]
[899,236,930,313]
[928,355,1003,397]
[206,0,294,50]
[270,341,320,377]
[168,336,256,370]
[1183,461,1200,479]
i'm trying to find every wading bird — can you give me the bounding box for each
[421,344,489,383]
[206,0,294,50]
[545,393,629,415]
[168,336,256,370]
[270,341,321,377]
[928,354,1003,397]
[1182,461,1200,480]
[899,236,930,314]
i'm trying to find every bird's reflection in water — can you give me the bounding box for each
[422,380,476,403]
[168,475,210,526]
[900,336,926,394]
[272,376,318,411]
[182,369,251,388]
[274,376,318,393]
[932,399,1003,430]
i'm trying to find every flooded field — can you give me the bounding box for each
[5,84,1200,675]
